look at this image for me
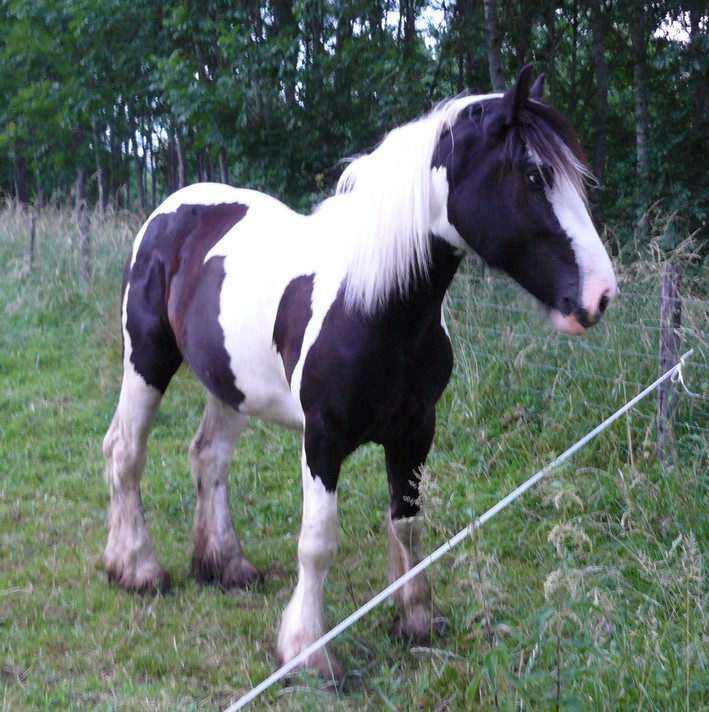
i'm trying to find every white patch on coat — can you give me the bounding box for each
[203,191,351,429]
[430,166,467,253]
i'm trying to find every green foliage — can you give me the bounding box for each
[0,1,706,246]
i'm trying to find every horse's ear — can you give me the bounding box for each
[485,64,536,140]
[530,72,545,101]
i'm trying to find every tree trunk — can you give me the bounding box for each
[271,0,299,110]
[545,5,558,106]
[483,0,505,91]
[400,0,417,55]
[567,0,579,120]
[219,148,229,185]
[13,147,30,204]
[175,127,187,189]
[630,4,651,237]
[512,0,533,74]
[589,0,609,227]
[75,166,86,213]
[688,5,708,154]
[334,11,354,98]
[91,118,105,214]
[133,142,146,214]
[151,144,157,210]
[128,115,146,214]
[450,0,481,94]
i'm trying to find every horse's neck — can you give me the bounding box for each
[378,236,462,328]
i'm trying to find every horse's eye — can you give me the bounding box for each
[527,165,553,189]
[528,171,543,187]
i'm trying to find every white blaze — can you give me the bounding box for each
[547,174,617,333]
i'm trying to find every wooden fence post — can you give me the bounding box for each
[76,166,91,286]
[657,263,682,463]
[28,212,36,270]
[79,202,90,286]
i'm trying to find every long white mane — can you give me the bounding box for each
[333,96,489,314]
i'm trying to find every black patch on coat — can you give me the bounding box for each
[299,238,460,496]
[273,275,315,384]
[178,254,246,409]
[124,201,247,400]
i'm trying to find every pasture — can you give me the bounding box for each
[1,205,706,710]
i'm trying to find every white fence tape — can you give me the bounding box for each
[225,349,694,711]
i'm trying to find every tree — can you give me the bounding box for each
[0,0,705,252]
[483,0,506,90]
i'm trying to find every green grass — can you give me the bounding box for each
[1,204,707,711]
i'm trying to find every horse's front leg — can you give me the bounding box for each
[385,414,447,643]
[190,396,260,592]
[277,426,344,683]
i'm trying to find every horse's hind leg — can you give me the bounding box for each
[190,395,260,592]
[103,363,171,594]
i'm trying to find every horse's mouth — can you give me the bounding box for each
[549,310,587,336]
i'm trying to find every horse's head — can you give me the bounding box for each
[434,65,616,334]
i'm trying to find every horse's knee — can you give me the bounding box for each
[298,524,338,572]
[104,434,140,481]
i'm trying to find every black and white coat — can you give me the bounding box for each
[103,67,616,680]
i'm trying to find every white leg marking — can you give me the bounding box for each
[190,396,259,591]
[277,447,342,680]
[103,363,169,592]
[387,511,446,641]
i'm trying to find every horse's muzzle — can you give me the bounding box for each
[550,290,613,335]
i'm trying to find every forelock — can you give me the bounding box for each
[511,101,595,202]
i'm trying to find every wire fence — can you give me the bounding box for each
[225,351,695,710]
[445,262,709,442]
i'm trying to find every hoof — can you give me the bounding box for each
[106,562,172,595]
[391,604,447,644]
[191,552,262,593]
[279,646,344,686]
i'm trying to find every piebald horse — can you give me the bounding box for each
[103,66,616,680]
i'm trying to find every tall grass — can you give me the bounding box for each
[0,203,706,710]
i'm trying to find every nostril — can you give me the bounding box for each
[598,294,610,315]
[561,296,574,315]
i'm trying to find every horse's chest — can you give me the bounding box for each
[300,308,453,443]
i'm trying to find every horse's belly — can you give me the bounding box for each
[227,344,305,429]
[215,259,309,430]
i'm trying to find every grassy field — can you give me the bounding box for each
[1,204,706,711]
